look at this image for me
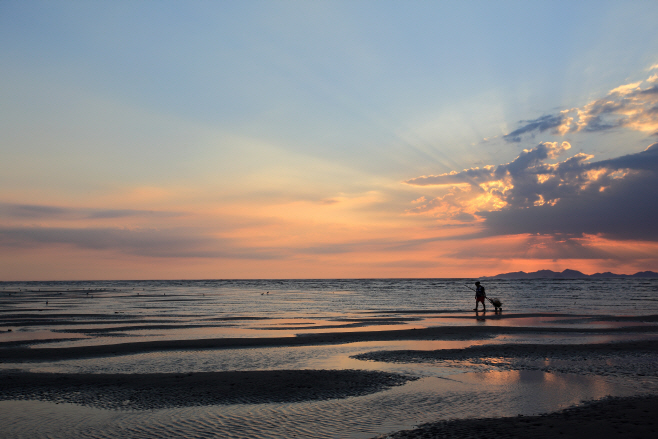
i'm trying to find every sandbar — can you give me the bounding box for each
[374,394,658,439]
[0,369,417,410]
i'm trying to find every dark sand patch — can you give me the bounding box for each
[0,338,90,348]
[0,369,417,410]
[0,313,132,318]
[373,394,658,439]
[575,314,658,322]
[50,324,226,333]
[331,317,423,322]
[353,340,658,377]
[201,316,271,321]
[0,318,169,327]
[251,321,407,330]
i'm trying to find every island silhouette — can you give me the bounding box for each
[481,269,658,279]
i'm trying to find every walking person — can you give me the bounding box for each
[473,281,486,312]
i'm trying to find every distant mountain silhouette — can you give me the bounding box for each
[482,269,658,279]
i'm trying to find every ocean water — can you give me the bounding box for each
[1,278,656,349]
[1,278,657,438]
[3,277,657,321]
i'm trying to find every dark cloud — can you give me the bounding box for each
[593,142,658,171]
[406,141,658,242]
[0,203,181,220]
[404,167,494,186]
[0,225,479,260]
[445,234,621,261]
[297,231,484,256]
[406,141,574,210]
[481,142,658,240]
[0,226,282,259]
[0,204,70,218]
[480,150,658,241]
[639,85,658,95]
[503,114,566,143]
[405,141,571,191]
[501,77,658,142]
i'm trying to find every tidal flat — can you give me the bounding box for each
[1,279,657,438]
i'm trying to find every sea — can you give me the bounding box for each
[3,277,657,323]
[1,278,657,438]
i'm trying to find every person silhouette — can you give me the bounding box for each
[473,281,486,312]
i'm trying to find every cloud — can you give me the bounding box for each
[446,234,616,260]
[404,166,495,187]
[502,74,658,142]
[0,226,282,259]
[405,141,575,216]
[404,74,658,257]
[406,142,658,241]
[480,147,658,241]
[503,114,567,143]
[0,203,182,220]
[444,233,658,263]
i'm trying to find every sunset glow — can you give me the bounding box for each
[1,1,657,280]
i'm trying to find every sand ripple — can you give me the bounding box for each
[0,369,417,410]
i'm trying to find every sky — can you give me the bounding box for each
[1,1,658,280]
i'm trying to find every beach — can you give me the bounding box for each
[1,279,657,438]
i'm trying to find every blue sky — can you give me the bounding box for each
[1,1,657,279]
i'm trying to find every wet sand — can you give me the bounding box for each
[359,336,658,437]
[0,369,416,410]
[374,394,658,439]
[2,310,658,438]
